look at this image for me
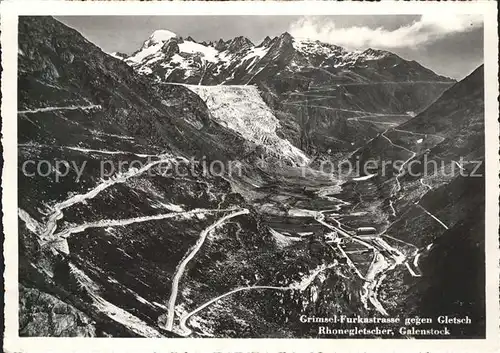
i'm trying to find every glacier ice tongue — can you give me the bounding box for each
[182,84,310,166]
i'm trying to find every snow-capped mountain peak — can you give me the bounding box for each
[227,36,254,51]
[127,30,179,65]
[144,29,177,47]
[123,32,274,81]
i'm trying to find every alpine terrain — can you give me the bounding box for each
[18,17,485,338]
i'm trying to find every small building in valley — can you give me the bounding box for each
[355,227,378,238]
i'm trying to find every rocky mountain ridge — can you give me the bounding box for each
[120,29,455,154]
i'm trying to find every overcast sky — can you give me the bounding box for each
[56,15,483,79]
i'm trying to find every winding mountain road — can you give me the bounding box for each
[18,104,102,114]
[162,208,250,331]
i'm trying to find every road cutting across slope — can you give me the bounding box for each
[161,208,250,331]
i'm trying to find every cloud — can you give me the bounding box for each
[288,15,483,50]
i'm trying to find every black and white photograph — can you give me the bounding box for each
[2,1,499,351]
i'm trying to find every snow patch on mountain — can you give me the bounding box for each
[182,84,310,166]
[69,263,163,337]
[291,38,391,68]
[178,41,219,62]
[234,45,270,73]
[109,52,128,60]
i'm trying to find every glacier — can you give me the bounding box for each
[181,84,310,166]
